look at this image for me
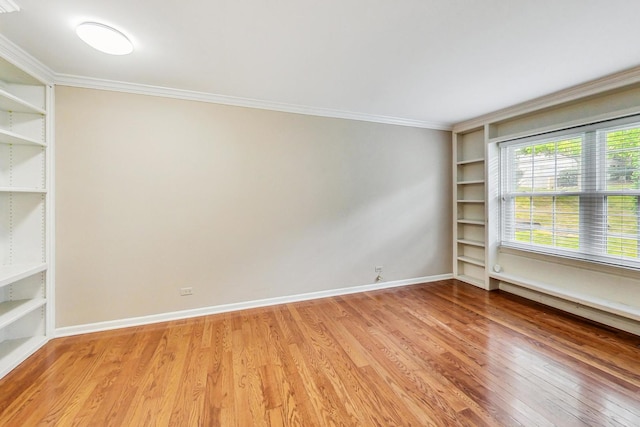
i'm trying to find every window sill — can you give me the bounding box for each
[498,245,640,281]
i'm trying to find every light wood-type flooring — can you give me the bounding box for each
[1,280,639,426]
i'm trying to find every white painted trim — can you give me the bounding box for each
[492,272,640,322]
[54,73,452,130]
[499,281,640,336]
[46,83,56,337]
[0,29,451,129]
[2,33,450,129]
[0,34,55,84]
[55,274,453,337]
[453,65,640,133]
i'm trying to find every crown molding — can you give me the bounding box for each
[453,65,640,133]
[54,73,452,130]
[0,33,55,84]
[0,30,451,130]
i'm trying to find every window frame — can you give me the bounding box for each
[499,115,640,271]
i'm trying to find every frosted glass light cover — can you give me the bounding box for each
[76,22,133,55]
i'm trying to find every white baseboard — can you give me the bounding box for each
[55,274,452,338]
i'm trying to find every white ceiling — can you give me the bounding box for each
[2,0,640,129]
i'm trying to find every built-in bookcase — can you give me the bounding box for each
[0,55,52,379]
[452,127,494,289]
[451,71,640,334]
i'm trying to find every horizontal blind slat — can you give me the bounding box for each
[500,115,640,269]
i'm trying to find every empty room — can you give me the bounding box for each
[0,0,639,425]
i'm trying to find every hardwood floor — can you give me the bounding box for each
[1,280,639,426]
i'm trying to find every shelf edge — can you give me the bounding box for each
[0,264,47,288]
[0,298,46,330]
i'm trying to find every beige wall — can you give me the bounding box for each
[55,86,452,327]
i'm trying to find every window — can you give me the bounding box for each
[500,116,640,269]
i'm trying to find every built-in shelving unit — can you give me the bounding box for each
[452,127,492,289]
[0,55,52,379]
[451,69,640,334]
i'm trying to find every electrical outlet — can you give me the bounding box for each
[375,266,383,273]
[180,287,193,296]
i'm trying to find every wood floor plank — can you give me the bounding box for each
[88,328,165,426]
[405,285,639,425]
[292,304,400,426]
[1,279,639,426]
[267,308,322,426]
[166,319,208,427]
[431,286,640,388]
[430,285,640,406]
[286,304,361,425]
[379,291,560,424]
[313,318,414,426]
[338,292,521,426]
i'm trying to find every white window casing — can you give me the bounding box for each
[500,115,640,270]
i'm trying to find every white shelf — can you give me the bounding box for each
[0,54,50,381]
[457,255,485,267]
[456,274,485,288]
[457,180,485,185]
[0,58,43,86]
[456,157,484,165]
[0,87,45,115]
[457,238,485,247]
[0,264,47,288]
[454,128,489,288]
[0,335,47,378]
[457,219,484,226]
[0,187,46,193]
[0,127,46,146]
[0,298,46,330]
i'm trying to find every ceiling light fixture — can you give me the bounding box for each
[76,22,133,55]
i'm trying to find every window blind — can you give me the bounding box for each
[500,115,640,269]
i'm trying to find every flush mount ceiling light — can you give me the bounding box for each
[76,22,133,55]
